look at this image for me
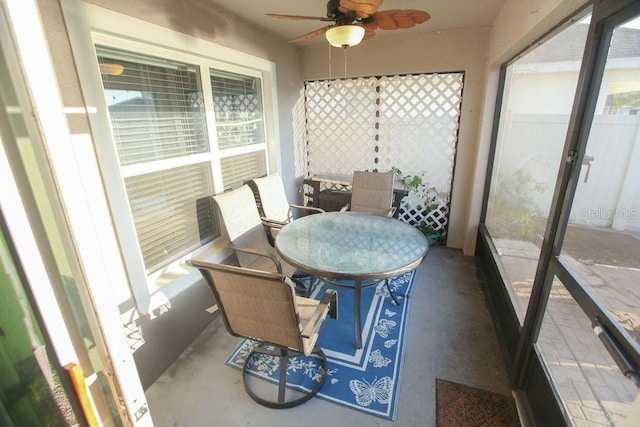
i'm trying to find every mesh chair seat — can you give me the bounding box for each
[242,246,298,278]
[188,260,337,408]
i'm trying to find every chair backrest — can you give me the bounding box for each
[212,185,272,266]
[188,260,305,351]
[250,173,292,223]
[213,185,262,241]
[350,171,395,216]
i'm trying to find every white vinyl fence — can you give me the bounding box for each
[500,113,640,232]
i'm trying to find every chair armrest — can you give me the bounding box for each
[260,217,289,230]
[289,204,325,215]
[228,244,283,274]
[339,204,350,212]
[261,205,325,231]
[301,290,338,339]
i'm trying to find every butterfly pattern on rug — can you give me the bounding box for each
[345,293,402,407]
[374,318,397,338]
[349,376,393,407]
[369,350,392,367]
[384,339,398,348]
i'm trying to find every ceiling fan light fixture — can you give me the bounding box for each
[325,24,365,48]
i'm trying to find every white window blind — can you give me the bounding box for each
[96,45,218,272]
[124,163,216,271]
[95,44,270,275]
[220,151,267,192]
[98,46,209,166]
[210,69,264,150]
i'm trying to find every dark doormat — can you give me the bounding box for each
[435,378,520,426]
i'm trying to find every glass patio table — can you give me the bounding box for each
[275,211,428,348]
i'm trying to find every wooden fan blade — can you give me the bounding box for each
[339,0,383,19]
[289,25,332,43]
[266,13,333,21]
[362,26,376,40]
[369,9,431,31]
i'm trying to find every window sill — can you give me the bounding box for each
[143,241,232,317]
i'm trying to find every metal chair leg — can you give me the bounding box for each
[386,278,401,306]
[242,345,327,409]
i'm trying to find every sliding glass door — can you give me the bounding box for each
[480,0,640,425]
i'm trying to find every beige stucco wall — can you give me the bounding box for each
[489,0,590,66]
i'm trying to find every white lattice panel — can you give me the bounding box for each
[397,201,449,230]
[301,73,464,235]
[293,88,307,180]
[378,74,462,190]
[305,78,379,175]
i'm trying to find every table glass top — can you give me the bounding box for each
[275,212,428,279]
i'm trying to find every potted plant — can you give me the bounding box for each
[392,167,449,245]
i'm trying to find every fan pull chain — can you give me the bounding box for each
[328,44,332,87]
[344,47,347,79]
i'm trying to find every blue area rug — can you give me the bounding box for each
[224,270,416,420]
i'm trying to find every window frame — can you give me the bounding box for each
[75,6,279,314]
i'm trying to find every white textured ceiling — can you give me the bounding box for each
[205,0,506,46]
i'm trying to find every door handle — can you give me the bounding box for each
[594,321,640,386]
[582,154,594,183]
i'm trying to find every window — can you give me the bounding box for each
[210,69,264,150]
[210,69,267,191]
[96,45,268,275]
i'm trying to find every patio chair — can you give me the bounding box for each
[187,260,338,408]
[212,185,317,296]
[248,173,324,245]
[343,170,396,217]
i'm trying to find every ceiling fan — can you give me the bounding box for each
[267,0,431,47]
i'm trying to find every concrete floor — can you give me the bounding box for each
[144,247,514,426]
